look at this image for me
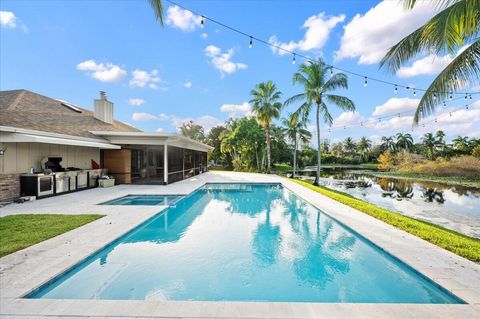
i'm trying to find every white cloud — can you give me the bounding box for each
[372,97,420,117]
[183,82,192,88]
[129,69,161,89]
[269,13,345,56]
[220,102,251,118]
[132,112,157,121]
[397,54,453,78]
[156,127,165,132]
[204,45,247,77]
[200,33,208,39]
[0,11,17,28]
[158,113,222,132]
[128,98,145,107]
[336,1,439,64]
[76,59,127,82]
[166,5,201,31]
[158,113,170,121]
[332,111,364,127]
[0,11,27,32]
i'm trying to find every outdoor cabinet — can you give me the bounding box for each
[102,149,131,184]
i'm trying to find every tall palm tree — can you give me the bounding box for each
[435,130,447,156]
[396,133,414,152]
[357,137,372,162]
[285,59,355,186]
[380,0,480,124]
[250,81,283,173]
[281,112,312,178]
[343,137,356,156]
[149,0,164,25]
[422,133,437,159]
[381,136,397,153]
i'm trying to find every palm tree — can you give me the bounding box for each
[285,59,355,186]
[343,137,356,156]
[357,137,372,162]
[435,130,447,156]
[452,135,470,153]
[149,0,164,25]
[380,0,480,124]
[381,136,397,153]
[396,133,414,152]
[281,112,312,178]
[250,81,283,173]
[422,133,437,159]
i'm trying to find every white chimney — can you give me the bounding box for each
[94,91,113,124]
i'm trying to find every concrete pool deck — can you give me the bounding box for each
[0,171,479,318]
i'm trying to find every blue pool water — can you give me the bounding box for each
[100,194,183,206]
[29,183,462,303]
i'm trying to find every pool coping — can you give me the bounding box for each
[1,171,479,318]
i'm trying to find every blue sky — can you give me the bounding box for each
[1,0,479,144]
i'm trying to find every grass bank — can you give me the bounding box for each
[371,171,480,188]
[291,179,480,263]
[0,214,104,257]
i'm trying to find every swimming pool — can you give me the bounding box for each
[28,183,462,303]
[100,194,184,206]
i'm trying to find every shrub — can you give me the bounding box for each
[377,151,395,170]
[472,146,480,158]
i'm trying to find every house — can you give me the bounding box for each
[0,89,213,201]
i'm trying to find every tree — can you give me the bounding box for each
[380,0,480,124]
[422,133,437,159]
[148,0,164,25]
[206,125,228,165]
[250,81,283,173]
[396,133,414,152]
[179,120,205,142]
[381,136,397,153]
[357,137,372,162]
[343,137,356,156]
[285,59,355,186]
[452,135,470,154]
[281,112,311,178]
[435,130,447,156]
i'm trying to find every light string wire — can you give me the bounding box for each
[325,98,478,134]
[165,0,480,96]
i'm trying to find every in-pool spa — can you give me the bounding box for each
[100,194,184,206]
[29,183,463,303]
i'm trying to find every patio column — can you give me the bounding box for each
[182,148,185,180]
[164,143,168,184]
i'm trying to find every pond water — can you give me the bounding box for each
[299,168,480,239]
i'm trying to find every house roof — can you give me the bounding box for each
[0,89,140,139]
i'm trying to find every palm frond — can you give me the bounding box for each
[414,39,480,123]
[323,73,348,92]
[319,103,334,125]
[284,93,306,106]
[148,0,164,26]
[381,0,480,72]
[324,94,356,112]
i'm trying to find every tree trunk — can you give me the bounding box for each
[314,103,321,186]
[266,123,271,173]
[293,133,297,178]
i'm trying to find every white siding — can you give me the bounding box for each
[0,142,100,174]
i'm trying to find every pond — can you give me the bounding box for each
[298,168,480,239]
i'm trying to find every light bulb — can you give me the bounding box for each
[413,89,416,97]
[433,93,436,100]
[249,37,252,49]
[200,16,204,28]
[394,85,398,94]
[364,77,368,87]
[330,68,333,77]
[292,54,296,64]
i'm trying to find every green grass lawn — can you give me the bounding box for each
[0,214,104,257]
[291,178,480,263]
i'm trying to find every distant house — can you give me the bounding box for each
[0,90,213,201]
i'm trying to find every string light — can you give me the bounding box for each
[449,112,452,117]
[165,0,479,98]
[394,85,398,94]
[433,93,436,100]
[292,53,296,65]
[449,93,453,100]
[330,67,334,77]
[465,94,468,100]
[413,89,417,97]
[249,36,253,49]
[364,77,368,87]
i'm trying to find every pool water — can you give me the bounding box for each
[29,183,462,303]
[100,194,183,206]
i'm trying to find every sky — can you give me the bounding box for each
[1,0,479,144]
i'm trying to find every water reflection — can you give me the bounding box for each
[301,168,480,238]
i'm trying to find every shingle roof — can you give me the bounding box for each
[0,89,141,138]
